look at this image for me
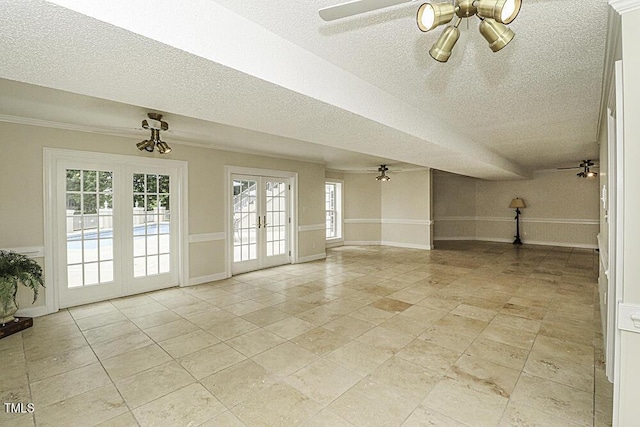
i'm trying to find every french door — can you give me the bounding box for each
[232,175,290,274]
[52,154,182,308]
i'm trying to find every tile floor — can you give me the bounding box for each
[0,242,613,426]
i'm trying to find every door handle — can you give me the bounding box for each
[257,216,261,229]
[263,215,267,227]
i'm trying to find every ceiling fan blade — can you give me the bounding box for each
[557,167,581,170]
[319,0,412,21]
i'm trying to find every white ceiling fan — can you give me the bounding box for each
[319,0,522,62]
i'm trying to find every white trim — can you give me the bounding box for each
[15,305,50,318]
[298,224,325,232]
[381,241,433,250]
[189,232,225,243]
[598,233,610,276]
[381,219,433,226]
[435,216,599,225]
[344,218,434,226]
[609,0,640,14]
[0,246,45,258]
[344,218,381,224]
[612,59,625,425]
[325,240,344,249]
[433,216,477,222]
[297,253,327,263]
[343,240,382,246]
[618,303,640,334]
[187,272,229,286]
[434,236,598,249]
[434,236,481,241]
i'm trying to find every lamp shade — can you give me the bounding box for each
[509,198,525,208]
[429,25,461,62]
[475,0,522,24]
[417,2,456,32]
[479,18,515,52]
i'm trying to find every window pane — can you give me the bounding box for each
[147,235,159,255]
[99,194,113,210]
[100,261,114,283]
[67,241,82,264]
[66,194,81,213]
[159,175,170,193]
[99,171,113,193]
[83,170,97,192]
[159,254,170,273]
[100,239,113,261]
[84,263,99,285]
[159,235,170,254]
[134,257,146,277]
[83,193,97,214]
[67,170,81,191]
[134,236,146,257]
[146,174,157,193]
[67,264,83,288]
[133,174,145,193]
[147,255,159,275]
[84,240,98,263]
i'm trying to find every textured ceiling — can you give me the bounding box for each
[0,0,610,177]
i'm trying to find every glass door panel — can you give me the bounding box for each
[65,169,114,288]
[262,179,289,268]
[232,177,260,273]
[133,173,172,278]
[231,175,290,274]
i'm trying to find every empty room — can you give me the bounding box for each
[1,0,639,426]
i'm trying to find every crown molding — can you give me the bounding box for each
[609,0,640,14]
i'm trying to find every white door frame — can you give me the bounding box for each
[225,166,298,277]
[612,59,625,425]
[43,148,189,313]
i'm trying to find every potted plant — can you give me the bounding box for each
[0,250,44,325]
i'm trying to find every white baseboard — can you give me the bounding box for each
[187,272,229,286]
[381,241,433,250]
[343,241,432,250]
[434,236,597,249]
[325,240,344,249]
[343,241,382,246]
[16,305,53,318]
[297,253,327,263]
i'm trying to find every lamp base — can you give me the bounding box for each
[512,237,523,245]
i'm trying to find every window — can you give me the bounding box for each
[325,181,342,240]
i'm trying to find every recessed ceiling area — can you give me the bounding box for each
[0,0,610,178]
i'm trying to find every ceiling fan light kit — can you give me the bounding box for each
[137,113,172,154]
[417,0,520,61]
[376,165,391,181]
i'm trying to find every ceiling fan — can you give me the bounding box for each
[557,160,599,178]
[319,0,521,62]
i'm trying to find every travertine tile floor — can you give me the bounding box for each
[0,242,613,426]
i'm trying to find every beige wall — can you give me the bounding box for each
[618,7,640,424]
[0,122,326,311]
[381,170,432,249]
[341,169,433,248]
[433,169,599,248]
[342,173,382,243]
[433,171,477,240]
